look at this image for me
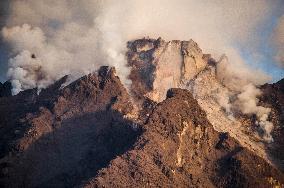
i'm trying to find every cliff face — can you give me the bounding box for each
[127,38,270,164]
[127,38,207,102]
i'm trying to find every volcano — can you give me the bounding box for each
[0,39,284,188]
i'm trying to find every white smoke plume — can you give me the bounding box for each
[216,56,273,142]
[216,55,271,92]
[236,84,273,142]
[2,0,278,94]
[2,1,134,94]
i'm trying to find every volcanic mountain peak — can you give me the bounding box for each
[1,38,284,187]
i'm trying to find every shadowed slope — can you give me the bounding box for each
[0,66,141,187]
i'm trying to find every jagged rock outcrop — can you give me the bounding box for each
[84,88,284,188]
[127,38,207,102]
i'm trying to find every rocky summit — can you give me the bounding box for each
[0,38,284,188]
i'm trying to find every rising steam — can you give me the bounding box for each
[236,84,273,142]
[216,56,273,142]
[2,0,277,94]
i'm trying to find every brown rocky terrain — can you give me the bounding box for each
[0,67,141,187]
[0,38,284,187]
[85,88,284,188]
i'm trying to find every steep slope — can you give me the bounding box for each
[0,67,141,187]
[127,38,274,165]
[85,89,284,188]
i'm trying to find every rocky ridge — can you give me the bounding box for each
[0,38,283,187]
[0,67,141,187]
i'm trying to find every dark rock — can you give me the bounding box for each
[0,66,140,187]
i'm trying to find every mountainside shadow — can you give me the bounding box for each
[5,109,142,188]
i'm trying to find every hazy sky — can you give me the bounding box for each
[0,0,9,82]
[243,5,284,82]
[0,0,284,83]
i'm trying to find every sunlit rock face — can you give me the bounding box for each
[128,38,207,102]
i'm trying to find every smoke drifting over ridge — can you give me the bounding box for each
[1,0,280,94]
